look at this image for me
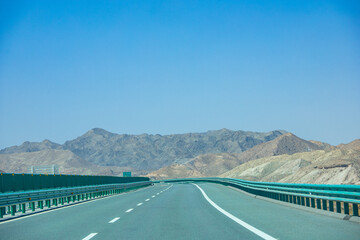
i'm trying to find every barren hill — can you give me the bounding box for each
[0,140,62,154]
[220,140,360,184]
[0,128,286,173]
[146,153,241,179]
[62,128,285,170]
[0,149,133,176]
[337,139,360,151]
[146,133,329,179]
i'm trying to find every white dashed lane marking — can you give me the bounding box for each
[125,208,133,213]
[137,203,143,206]
[108,217,120,223]
[82,233,98,240]
[145,199,150,201]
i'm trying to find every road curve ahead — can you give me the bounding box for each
[0,182,359,240]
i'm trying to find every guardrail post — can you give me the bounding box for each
[46,200,51,208]
[11,205,16,216]
[0,207,5,218]
[39,201,43,209]
[344,202,349,215]
[336,201,341,213]
[22,203,26,213]
[301,197,305,206]
[353,203,359,216]
[329,200,334,212]
[31,202,35,211]
[311,198,315,208]
[322,200,327,211]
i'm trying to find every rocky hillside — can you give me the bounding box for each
[0,128,286,171]
[146,153,242,179]
[220,140,360,185]
[0,140,62,154]
[0,149,134,176]
[146,133,330,179]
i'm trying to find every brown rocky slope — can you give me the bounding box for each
[0,149,134,176]
[220,140,360,184]
[146,133,330,179]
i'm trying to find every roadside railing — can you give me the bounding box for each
[0,181,151,219]
[159,178,360,217]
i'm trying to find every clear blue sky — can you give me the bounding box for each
[0,0,359,148]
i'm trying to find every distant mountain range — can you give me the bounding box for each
[0,128,285,173]
[145,133,332,179]
[0,128,285,171]
[1,128,358,184]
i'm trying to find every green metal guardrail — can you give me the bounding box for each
[0,181,151,219]
[0,173,152,219]
[158,177,360,217]
[0,173,149,193]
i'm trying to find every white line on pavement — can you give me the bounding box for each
[108,217,120,223]
[192,184,276,240]
[82,233,98,240]
[152,195,155,198]
[157,193,160,195]
[145,199,150,201]
[137,203,143,206]
[125,208,133,213]
[0,183,151,225]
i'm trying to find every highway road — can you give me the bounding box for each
[0,182,359,240]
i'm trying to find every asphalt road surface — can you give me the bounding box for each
[0,182,359,240]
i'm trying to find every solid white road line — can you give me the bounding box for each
[137,203,143,206]
[108,217,120,223]
[125,208,133,213]
[145,199,150,201]
[82,233,98,240]
[193,184,276,240]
